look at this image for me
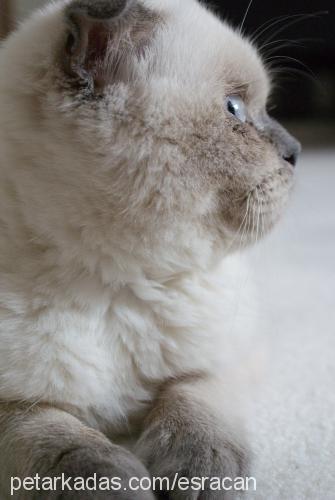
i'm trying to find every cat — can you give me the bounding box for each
[0,0,300,498]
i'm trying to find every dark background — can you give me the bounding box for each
[202,0,335,126]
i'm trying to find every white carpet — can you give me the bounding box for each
[243,150,335,500]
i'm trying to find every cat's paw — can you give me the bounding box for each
[136,417,248,500]
[38,443,155,499]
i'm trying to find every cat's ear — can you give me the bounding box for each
[63,0,155,92]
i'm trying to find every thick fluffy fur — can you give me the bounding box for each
[0,0,298,498]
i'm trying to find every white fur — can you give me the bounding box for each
[0,0,265,432]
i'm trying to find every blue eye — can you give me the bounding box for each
[225,95,247,123]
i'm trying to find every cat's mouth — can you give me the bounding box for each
[225,164,294,249]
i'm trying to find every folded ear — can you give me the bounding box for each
[63,0,154,92]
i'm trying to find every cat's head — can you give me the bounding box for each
[0,0,300,275]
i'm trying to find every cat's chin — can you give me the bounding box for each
[224,195,293,252]
[243,162,294,245]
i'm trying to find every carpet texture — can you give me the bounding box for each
[244,150,335,500]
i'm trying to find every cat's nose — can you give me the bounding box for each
[265,116,301,167]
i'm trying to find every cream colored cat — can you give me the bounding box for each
[0,0,300,498]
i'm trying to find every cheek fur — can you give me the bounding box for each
[175,114,295,242]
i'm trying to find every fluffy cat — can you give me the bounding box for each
[0,0,300,498]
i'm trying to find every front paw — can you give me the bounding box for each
[135,415,248,500]
[37,442,155,500]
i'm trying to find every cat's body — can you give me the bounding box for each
[0,215,237,428]
[0,0,300,498]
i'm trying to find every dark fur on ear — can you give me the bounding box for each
[63,0,158,92]
[68,0,132,20]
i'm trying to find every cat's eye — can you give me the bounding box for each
[225,96,247,123]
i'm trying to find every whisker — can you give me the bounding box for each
[251,11,328,46]
[238,195,251,251]
[259,186,267,239]
[256,190,261,243]
[268,64,323,89]
[22,396,44,416]
[251,14,299,42]
[227,194,252,254]
[251,14,312,45]
[251,199,258,245]
[260,38,300,53]
[262,11,329,46]
[260,37,323,58]
[225,198,250,254]
[245,195,254,246]
[239,0,254,35]
[267,55,317,75]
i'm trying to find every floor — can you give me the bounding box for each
[242,150,335,499]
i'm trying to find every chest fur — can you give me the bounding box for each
[0,274,219,426]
